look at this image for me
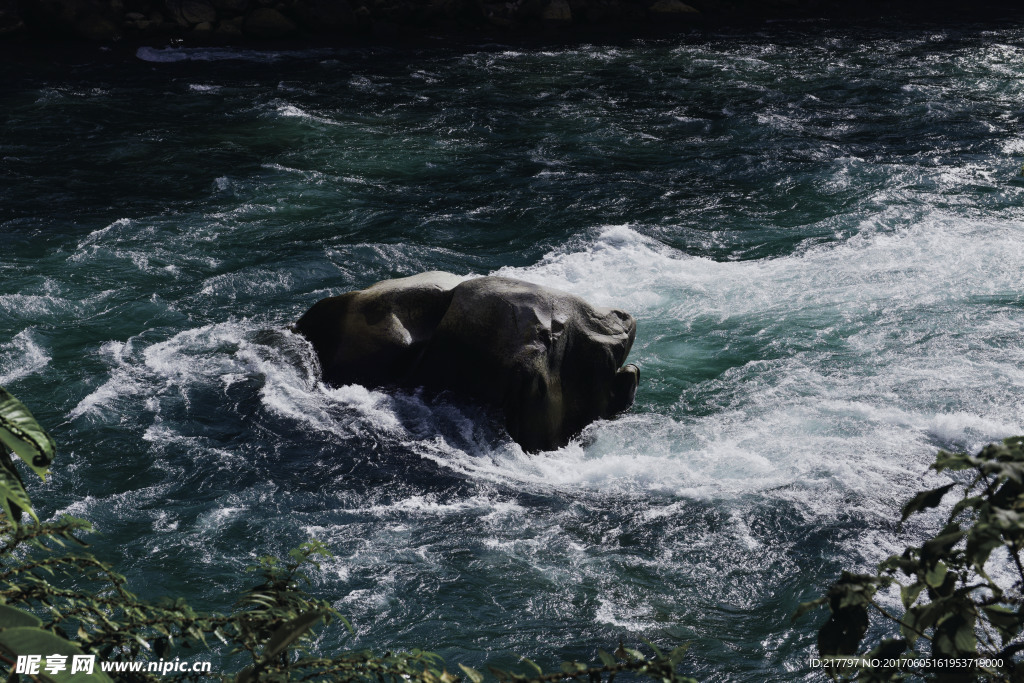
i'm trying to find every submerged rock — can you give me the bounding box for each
[541,0,572,22]
[212,0,250,13]
[295,272,639,452]
[166,0,218,25]
[74,13,121,40]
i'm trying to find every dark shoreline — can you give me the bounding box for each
[3,0,1024,49]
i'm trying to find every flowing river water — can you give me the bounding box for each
[3,23,1024,680]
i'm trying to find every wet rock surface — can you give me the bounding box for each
[295,272,639,452]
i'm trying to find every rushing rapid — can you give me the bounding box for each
[2,24,1024,681]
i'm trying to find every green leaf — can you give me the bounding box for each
[0,604,42,628]
[618,647,644,661]
[818,604,868,656]
[951,496,984,517]
[519,656,543,675]
[912,597,952,633]
[0,387,55,480]
[932,450,975,472]
[459,664,484,683]
[0,462,36,524]
[260,609,324,661]
[640,638,662,658]
[901,608,919,646]
[991,507,1024,530]
[924,561,947,588]
[560,661,586,674]
[983,461,1024,484]
[953,623,976,653]
[881,554,918,576]
[0,626,113,682]
[922,530,965,559]
[1003,436,1024,450]
[981,605,1021,643]
[966,525,1003,569]
[597,650,616,667]
[901,483,955,522]
[900,582,924,609]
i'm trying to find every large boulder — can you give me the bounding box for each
[243,6,296,37]
[291,0,356,32]
[295,272,639,451]
[541,0,572,22]
[165,0,217,25]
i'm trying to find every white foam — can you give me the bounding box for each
[347,494,525,519]
[413,217,1024,512]
[0,293,64,318]
[347,75,376,91]
[68,319,412,452]
[67,218,221,281]
[272,103,340,127]
[198,268,294,299]
[0,329,51,385]
[594,598,657,630]
[77,217,131,249]
[66,215,1024,524]
[69,341,143,420]
[196,506,244,531]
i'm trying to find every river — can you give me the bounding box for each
[2,24,1024,680]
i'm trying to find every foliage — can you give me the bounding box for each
[796,437,1024,681]
[0,386,55,525]
[0,387,699,682]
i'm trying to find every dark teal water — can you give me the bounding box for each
[3,25,1024,680]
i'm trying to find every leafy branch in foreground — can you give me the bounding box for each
[2,514,700,682]
[0,386,699,682]
[795,437,1024,681]
[0,387,55,525]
